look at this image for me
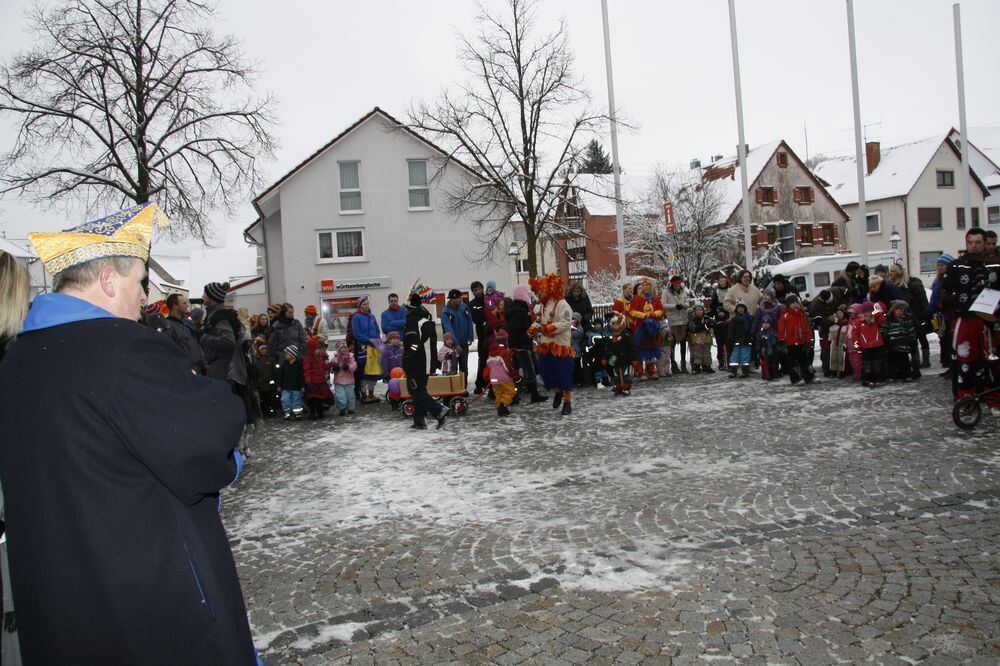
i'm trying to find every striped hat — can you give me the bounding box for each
[937,253,954,265]
[203,281,230,303]
[284,344,299,357]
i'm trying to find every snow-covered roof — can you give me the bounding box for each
[150,253,190,285]
[703,140,783,221]
[813,133,991,206]
[0,237,36,259]
[567,173,636,216]
[955,126,1000,189]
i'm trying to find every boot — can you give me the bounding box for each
[552,391,563,409]
[692,364,701,374]
[680,353,688,373]
[703,365,715,374]
[920,348,931,368]
[561,394,572,415]
[528,381,547,404]
[497,403,511,417]
[741,366,750,378]
[632,361,645,381]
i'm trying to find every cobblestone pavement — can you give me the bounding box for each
[223,358,1000,665]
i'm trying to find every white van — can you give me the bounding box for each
[767,250,900,301]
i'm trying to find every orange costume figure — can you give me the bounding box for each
[628,278,665,380]
[528,273,575,415]
[611,282,634,328]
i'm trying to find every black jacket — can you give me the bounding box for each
[164,315,207,374]
[403,305,438,384]
[200,304,240,380]
[504,300,533,350]
[564,293,593,331]
[277,358,304,391]
[0,318,254,664]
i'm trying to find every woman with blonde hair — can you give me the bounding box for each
[0,251,31,363]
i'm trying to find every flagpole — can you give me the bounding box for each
[601,0,627,282]
[846,0,869,267]
[954,3,972,229]
[727,0,754,271]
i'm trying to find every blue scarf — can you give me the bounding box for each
[21,293,116,333]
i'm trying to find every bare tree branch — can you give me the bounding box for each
[0,0,277,242]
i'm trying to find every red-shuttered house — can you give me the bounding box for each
[703,140,849,263]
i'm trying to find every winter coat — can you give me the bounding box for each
[809,296,838,339]
[277,358,304,391]
[687,315,713,345]
[306,314,329,347]
[565,292,594,330]
[853,313,886,350]
[606,328,635,368]
[867,281,907,311]
[881,313,917,352]
[200,303,241,381]
[349,311,380,348]
[778,307,814,347]
[504,299,533,350]
[907,277,930,323]
[253,354,278,392]
[484,290,505,312]
[441,301,474,345]
[469,294,487,341]
[728,311,753,346]
[751,300,782,338]
[302,353,333,386]
[331,351,357,385]
[163,314,206,374]
[723,282,763,314]
[612,295,632,325]
[713,310,731,345]
[403,305,438,383]
[380,306,406,338]
[437,342,463,374]
[380,341,404,377]
[661,288,693,326]
[629,292,665,328]
[267,316,307,361]
[0,293,254,664]
[485,345,519,384]
[570,318,586,355]
[831,320,850,351]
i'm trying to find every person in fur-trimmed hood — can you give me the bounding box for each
[529,273,574,415]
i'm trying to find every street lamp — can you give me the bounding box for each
[888,226,901,251]
[508,241,520,285]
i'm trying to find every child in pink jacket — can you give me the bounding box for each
[331,340,358,415]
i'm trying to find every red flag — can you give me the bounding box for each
[663,202,676,232]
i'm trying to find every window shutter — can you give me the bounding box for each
[794,226,802,245]
[809,187,816,204]
[755,188,764,204]
[756,227,769,247]
[772,189,778,204]
[793,188,801,204]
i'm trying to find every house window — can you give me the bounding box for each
[936,170,955,188]
[317,229,365,262]
[776,152,788,168]
[794,186,814,205]
[339,161,362,213]
[513,224,527,242]
[821,224,836,245]
[756,187,777,205]
[800,224,814,245]
[917,207,942,230]
[956,207,980,229]
[407,159,430,209]
[515,258,529,273]
[919,251,942,273]
[989,205,1000,226]
[866,211,881,234]
[814,272,831,288]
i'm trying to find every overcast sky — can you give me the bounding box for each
[1,0,998,253]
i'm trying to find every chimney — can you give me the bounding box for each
[865,141,881,174]
[690,158,702,170]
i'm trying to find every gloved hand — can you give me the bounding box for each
[330,363,341,372]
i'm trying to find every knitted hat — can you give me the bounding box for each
[874,264,888,275]
[486,280,496,291]
[512,284,532,304]
[304,304,317,316]
[284,344,300,357]
[860,302,875,313]
[204,281,230,303]
[305,338,320,353]
[890,299,909,312]
[266,303,281,320]
[356,296,368,308]
[848,303,864,315]
[442,331,454,343]
[937,253,954,265]
[610,313,627,331]
[447,288,462,300]
[256,343,269,357]
[336,340,348,352]
[386,330,400,341]
[570,311,582,322]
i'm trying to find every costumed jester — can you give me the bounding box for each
[529,273,575,415]
[628,277,665,380]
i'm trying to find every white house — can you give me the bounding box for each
[950,126,1000,227]
[244,107,512,338]
[813,133,991,280]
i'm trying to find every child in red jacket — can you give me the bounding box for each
[302,338,335,418]
[777,295,816,384]
[853,302,887,388]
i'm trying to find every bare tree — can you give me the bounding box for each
[0,0,277,242]
[623,167,739,291]
[407,0,605,277]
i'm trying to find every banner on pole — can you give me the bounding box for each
[663,202,676,233]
